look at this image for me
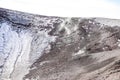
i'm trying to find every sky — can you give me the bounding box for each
[0,0,120,19]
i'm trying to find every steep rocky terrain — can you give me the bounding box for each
[1,8,120,80]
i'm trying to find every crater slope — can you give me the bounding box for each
[0,8,120,80]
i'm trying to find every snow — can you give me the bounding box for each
[74,50,85,56]
[95,18,120,26]
[72,49,86,60]
[118,44,120,47]
[0,22,56,80]
[29,30,56,63]
[118,39,120,42]
[0,23,32,80]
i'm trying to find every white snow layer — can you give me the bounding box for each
[0,23,56,80]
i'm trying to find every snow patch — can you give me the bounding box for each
[0,23,33,80]
[29,30,56,63]
[72,49,86,60]
[0,22,56,80]
[95,18,120,27]
[74,50,85,56]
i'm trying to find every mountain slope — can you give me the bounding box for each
[0,8,120,80]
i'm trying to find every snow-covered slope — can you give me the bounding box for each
[1,8,120,80]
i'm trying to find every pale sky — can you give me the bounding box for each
[0,0,120,19]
